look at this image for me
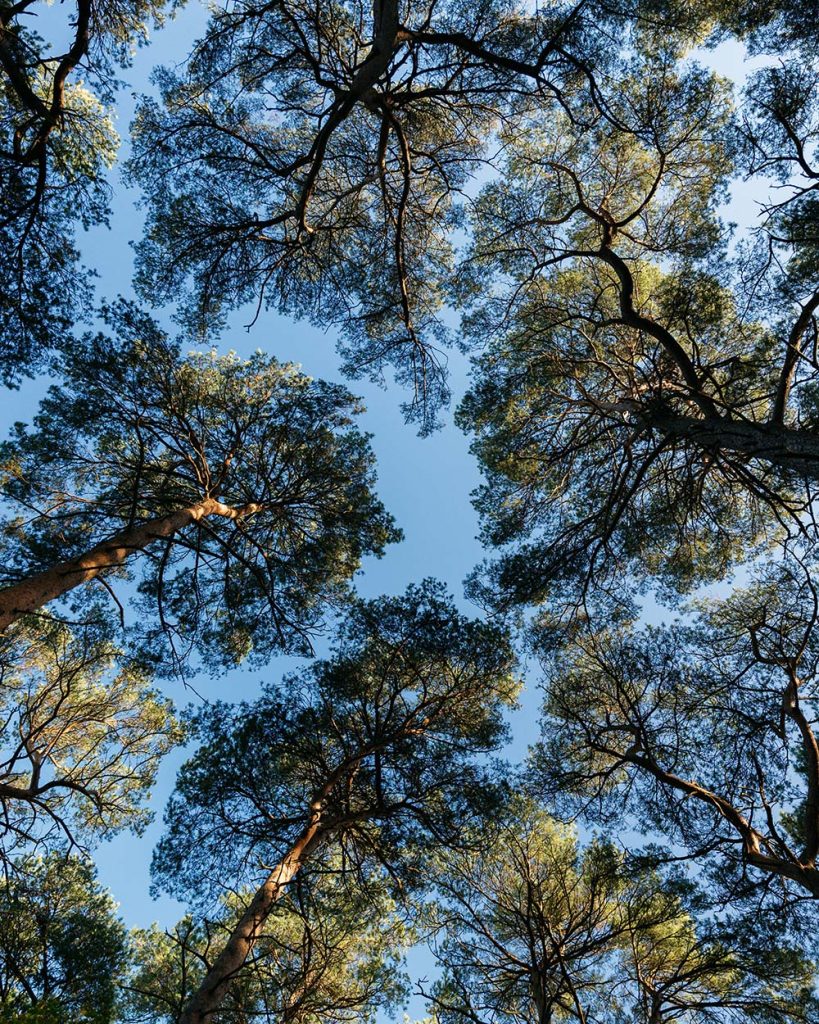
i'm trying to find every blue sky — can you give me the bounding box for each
[0,8,769,1015]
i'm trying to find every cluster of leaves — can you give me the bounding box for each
[425,800,817,1024]
[456,35,819,618]
[533,548,819,908]
[0,615,179,872]
[0,853,129,1023]
[152,580,519,903]
[0,302,399,670]
[0,0,169,381]
[125,0,747,429]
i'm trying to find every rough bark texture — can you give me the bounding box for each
[646,408,819,477]
[179,818,324,1024]
[0,498,260,631]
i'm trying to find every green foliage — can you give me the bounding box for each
[127,0,501,427]
[459,262,782,617]
[453,42,819,618]
[0,55,117,384]
[0,853,128,1023]
[4,0,819,1017]
[125,0,727,428]
[532,549,819,905]
[152,580,519,903]
[0,302,399,669]
[0,0,169,383]
[0,614,180,866]
[125,869,410,1022]
[426,799,817,1023]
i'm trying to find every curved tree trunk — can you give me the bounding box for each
[179,820,325,1024]
[0,497,260,632]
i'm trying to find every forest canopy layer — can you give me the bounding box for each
[2,0,819,1021]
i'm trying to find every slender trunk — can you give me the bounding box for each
[179,820,324,1024]
[0,497,259,632]
[782,676,819,865]
[771,289,819,425]
[531,970,553,1024]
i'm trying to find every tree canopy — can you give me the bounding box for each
[0,304,399,670]
[3,0,819,1021]
[457,15,819,618]
[0,615,178,872]
[124,0,743,428]
[533,549,819,907]
[425,799,816,1024]
[0,853,129,1023]
[152,581,517,1022]
[0,0,169,381]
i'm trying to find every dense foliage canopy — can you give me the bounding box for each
[0,615,178,872]
[0,0,168,381]
[426,800,817,1024]
[535,549,819,906]
[0,305,399,669]
[2,0,819,1021]
[0,854,129,1023]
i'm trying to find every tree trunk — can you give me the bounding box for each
[646,408,819,478]
[179,820,324,1024]
[0,497,259,632]
[531,970,552,1024]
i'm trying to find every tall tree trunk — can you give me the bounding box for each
[0,497,259,632]
[179,820,324,1024]
[531,970,552,1024]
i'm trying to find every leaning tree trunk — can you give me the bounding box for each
[179,819,325,1024]
[0,497,260,632]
